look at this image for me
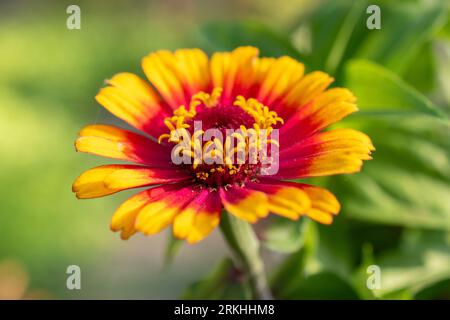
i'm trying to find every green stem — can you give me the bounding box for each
[220,212,273,300]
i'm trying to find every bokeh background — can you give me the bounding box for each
[0,0,449,299]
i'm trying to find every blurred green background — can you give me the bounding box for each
[0,0,449,299]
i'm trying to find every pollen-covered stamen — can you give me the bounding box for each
[158,87,283,187]
[158,87,223,144]
[234,96,284,129]
[192,87,223,108]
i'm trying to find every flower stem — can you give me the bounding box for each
[220,212,273,300]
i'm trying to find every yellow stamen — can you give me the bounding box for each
[157,88,282,178]
[196,172,209,180]
[233,95,284,129]
[192,87,223,108]
[158,133,170,144]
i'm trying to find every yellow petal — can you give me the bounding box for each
[142,49,210,109]
[211,46,259,101]
[73,165,124,199]
[257,56,305,105]
[134,186,199,235]
[267,186,311,220]
[95,72,168,137]
[305,208,333,225]
[220,187,269,223]
[301,184,340,225]
[173,191,221,243]
[75,124,170,165]
[111,189,155,240]
[284,71,334,108]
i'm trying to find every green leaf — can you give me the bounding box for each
[269,221,317,297]
[414,279,450,299]
[344,59,445,118]
[282,271,360,300]
[351,243,378,299]
[334,117,450,230]
[297,0,448,80]
[220,212,272,299]
[271,220,357,298]
[181,258,247,299]
[197,20,306,60]
[323,0,368,74]
[351,231,450,299]
[312,222,356,277]
[355,0,448,75]
[343,165,450,230]
[261,216,308,254]
[375,230,450,296]
[301,0,368,72]
[434,39,450,112]
[403,42,437,94]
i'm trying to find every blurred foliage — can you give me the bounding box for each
[1,0,450,299]
[182,258,247,300]
[0,1,225,299]
[191,0,450,300]
[260,217,309,254]
[344,59,444,118]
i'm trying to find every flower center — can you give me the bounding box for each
[158,88,283,188]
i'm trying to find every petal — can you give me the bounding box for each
[281,128,374,159]
[277,129,374,179]
[173,190,222,243]
[276,71,334,120]
[95,73,171,138]
[259,180,340,225]
[246,181,311,220]
[210,46,259,103]
[142,51,186,109]
[75,124,172,166]
[142,49,210,109]
[72,164,192,199]
[305,209,333,224]
[252,57,276,86]
[219,186,269,223]
[255,56,305,106]
[173,49,211,95]
[134,184,200,235]
[280,88,358,143]
[298,184,340,225]
[110,184,177,240]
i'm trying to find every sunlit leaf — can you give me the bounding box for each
[344,59,445,118]
[434,39,450,112]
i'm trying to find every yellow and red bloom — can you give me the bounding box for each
[72,46,374,243]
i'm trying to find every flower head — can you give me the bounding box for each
[73,46,374,243]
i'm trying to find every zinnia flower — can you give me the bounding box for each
[72,46,374,243]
